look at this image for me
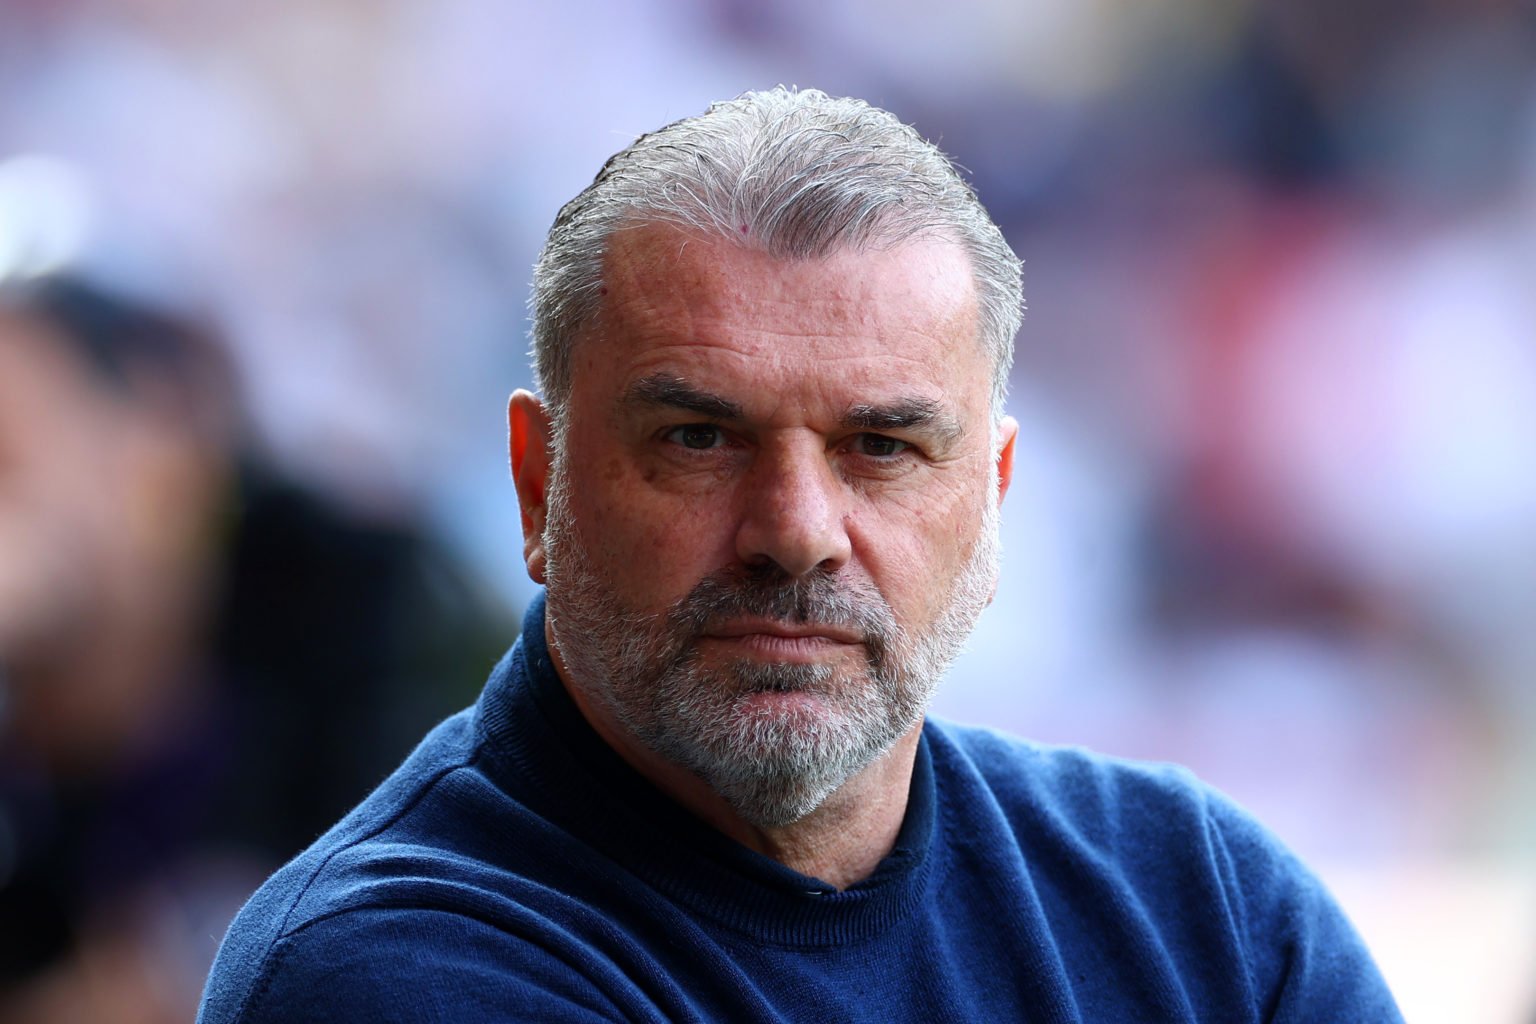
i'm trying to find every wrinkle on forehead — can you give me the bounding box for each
[594,225,980,361]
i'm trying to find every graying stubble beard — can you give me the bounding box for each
[541,448,1001,829]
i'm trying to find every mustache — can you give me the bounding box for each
[664,565,897,664]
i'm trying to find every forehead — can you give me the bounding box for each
[579,225,985,413]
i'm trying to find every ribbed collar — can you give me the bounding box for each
[472,593,941,948]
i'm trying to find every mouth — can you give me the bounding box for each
[699,618,864,662]
[705,618,862,643]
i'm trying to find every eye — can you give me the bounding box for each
[850,433,911,458]
[663,423,726,450]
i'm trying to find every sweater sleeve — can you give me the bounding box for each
[222,907,639,1024]
[1202,789,1405,1024]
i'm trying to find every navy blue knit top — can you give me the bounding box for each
[198,595,1402,1022]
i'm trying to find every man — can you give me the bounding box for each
[199,88,1402,1022]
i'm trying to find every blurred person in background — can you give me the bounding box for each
[0,274,512,1023]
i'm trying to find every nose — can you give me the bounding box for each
[735,441,852,577]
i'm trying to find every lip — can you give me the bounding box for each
[702,618,862,645]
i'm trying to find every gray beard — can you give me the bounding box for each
[541,456,1000,828]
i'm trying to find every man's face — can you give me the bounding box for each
[525,225,1015,826]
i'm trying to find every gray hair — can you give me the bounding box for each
[530,87,1022,425]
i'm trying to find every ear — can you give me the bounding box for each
[982,416,1018,609]
[994,415,1018,506]
[509,390,553,584]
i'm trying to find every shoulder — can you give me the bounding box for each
[924,717,1217,834]
[923,718,1403,1021]
[199,759,661,1023]
[202,905,627,1023]
[198,710,529,1023]
[926,715,1320,907]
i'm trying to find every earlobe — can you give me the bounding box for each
[509,390,553,584]
[994,415,1019,505]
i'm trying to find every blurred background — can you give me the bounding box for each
[0,0,1531,1020]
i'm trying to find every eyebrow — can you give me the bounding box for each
[624,372,964,445]
[843,397,963,446]
[623,372,743,420]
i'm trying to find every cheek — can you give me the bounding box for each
[569,469,735,598]
[852,481,987,615]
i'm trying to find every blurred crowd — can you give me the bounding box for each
[0,0,1533,1019]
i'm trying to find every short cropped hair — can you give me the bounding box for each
[530,87,1022,426]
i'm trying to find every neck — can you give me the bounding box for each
[547,620,920,890]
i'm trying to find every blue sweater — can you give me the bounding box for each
[199,596,1402,1022]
